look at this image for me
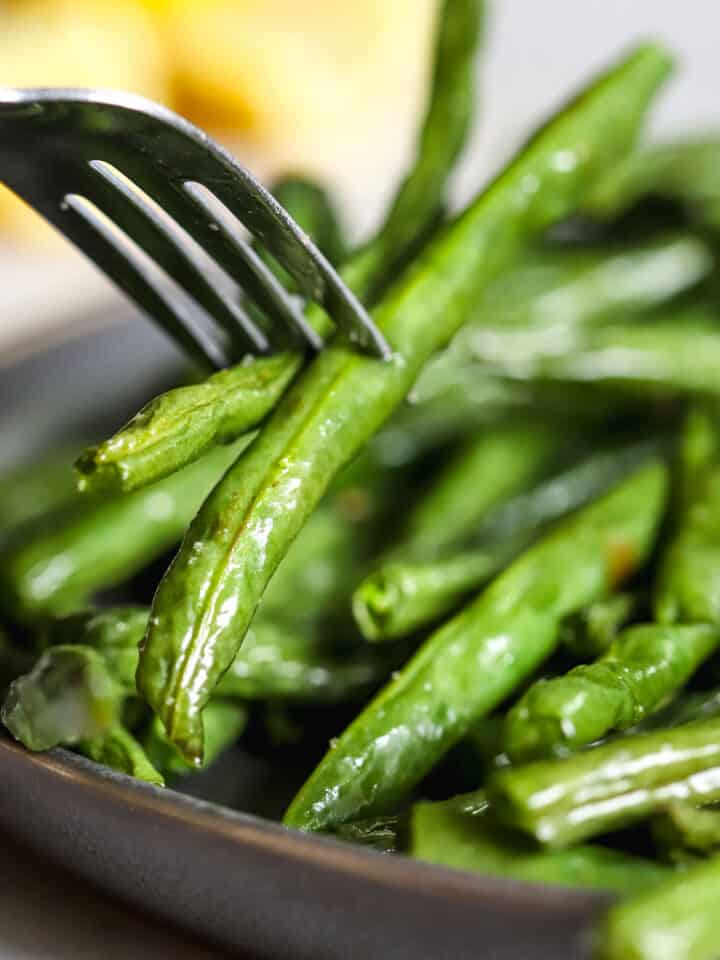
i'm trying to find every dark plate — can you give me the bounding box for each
[0,320,607,959]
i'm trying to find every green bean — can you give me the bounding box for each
[74,367,279,495]
[411,797,670,893]
[270,176,346,268]
[216,621,398,703]
[489,716,720,848]
[1,645,122,751]
[504,624,720,762]
[41,606,148,692]
[656,406,720,624]
[144,700,248,777]
[140,46,673,762]
[469,310,720,397]
[636,687,720,731]
[284,463,667,831]
[588,137,720,232]
[0,440,244,621]
[354,441,661,642]
[598,854,720,960]
[353,548,509,641]
[346,0,484,302]
[76,0,484,497]
[79,725,165,787]
[396,423,564,561]
[652,802,720,863]
[0,447,79,548]
[559,592,638,659]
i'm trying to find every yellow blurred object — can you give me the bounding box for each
[0,0,438,245]
[169,0,437,210]
[0,0,170,245]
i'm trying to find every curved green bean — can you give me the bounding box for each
[504,624,720,762]
[139,46,672,763]
[490,716,720,848]
[284,463,667,832]
[144,700,248,778]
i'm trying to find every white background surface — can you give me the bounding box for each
[1,1,718,956]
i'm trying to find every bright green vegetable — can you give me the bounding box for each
[284,463,667,832]
[144,700,248,777]
[468,309,720,396]
[0,446,80,548]
[559,592,638,659]
[353,547,509,641]
[504,623,720,762]
[140,45,673,762]
[652,803,720,863]
[588,137,720,232]
[270,176,346,268]
[599,854,720,960]
[354,441,659,641]
[75,0,485,497]
[0,439,246,621]
[392,423,563,561]
[411,796,670,893]
[637,687,720,732]
[655,405,720,624]
[79,725,165,787]
[1,645,122,751]
[490,716,720,848]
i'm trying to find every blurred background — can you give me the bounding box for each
[0,0,717,361]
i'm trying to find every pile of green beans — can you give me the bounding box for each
[7,6,720,956]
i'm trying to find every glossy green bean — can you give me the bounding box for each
[559,592,638,659]
[411,797,670,893]
[397,423,563,560]
[599,854,720,960]
[140,46,672,762]
[588,137,720,232]
[79,725,165,787]
[1,645,122,751]
[652,802,720,861]
[0,440,244,621]
[76,0,484,497]
[284,463,667,831]
[655,406,720,624]
[353,548,509,641]
[346,0,484,301]
[504,624,720,762]
[144,700,248,777]
[490,716,720,848]
[354,441,661,641]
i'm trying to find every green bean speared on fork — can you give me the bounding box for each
[140,45,673,763]
[284,462,667,831]
[504,623,720,762]
[599,853,720,960]
[489,716,720,848]
[75,0,485,497]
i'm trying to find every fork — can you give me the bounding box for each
[0,87,391,369]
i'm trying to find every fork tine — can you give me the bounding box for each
[59,195,228,371]
[83,160,269,356]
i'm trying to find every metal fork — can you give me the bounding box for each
[0,87,391,369]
